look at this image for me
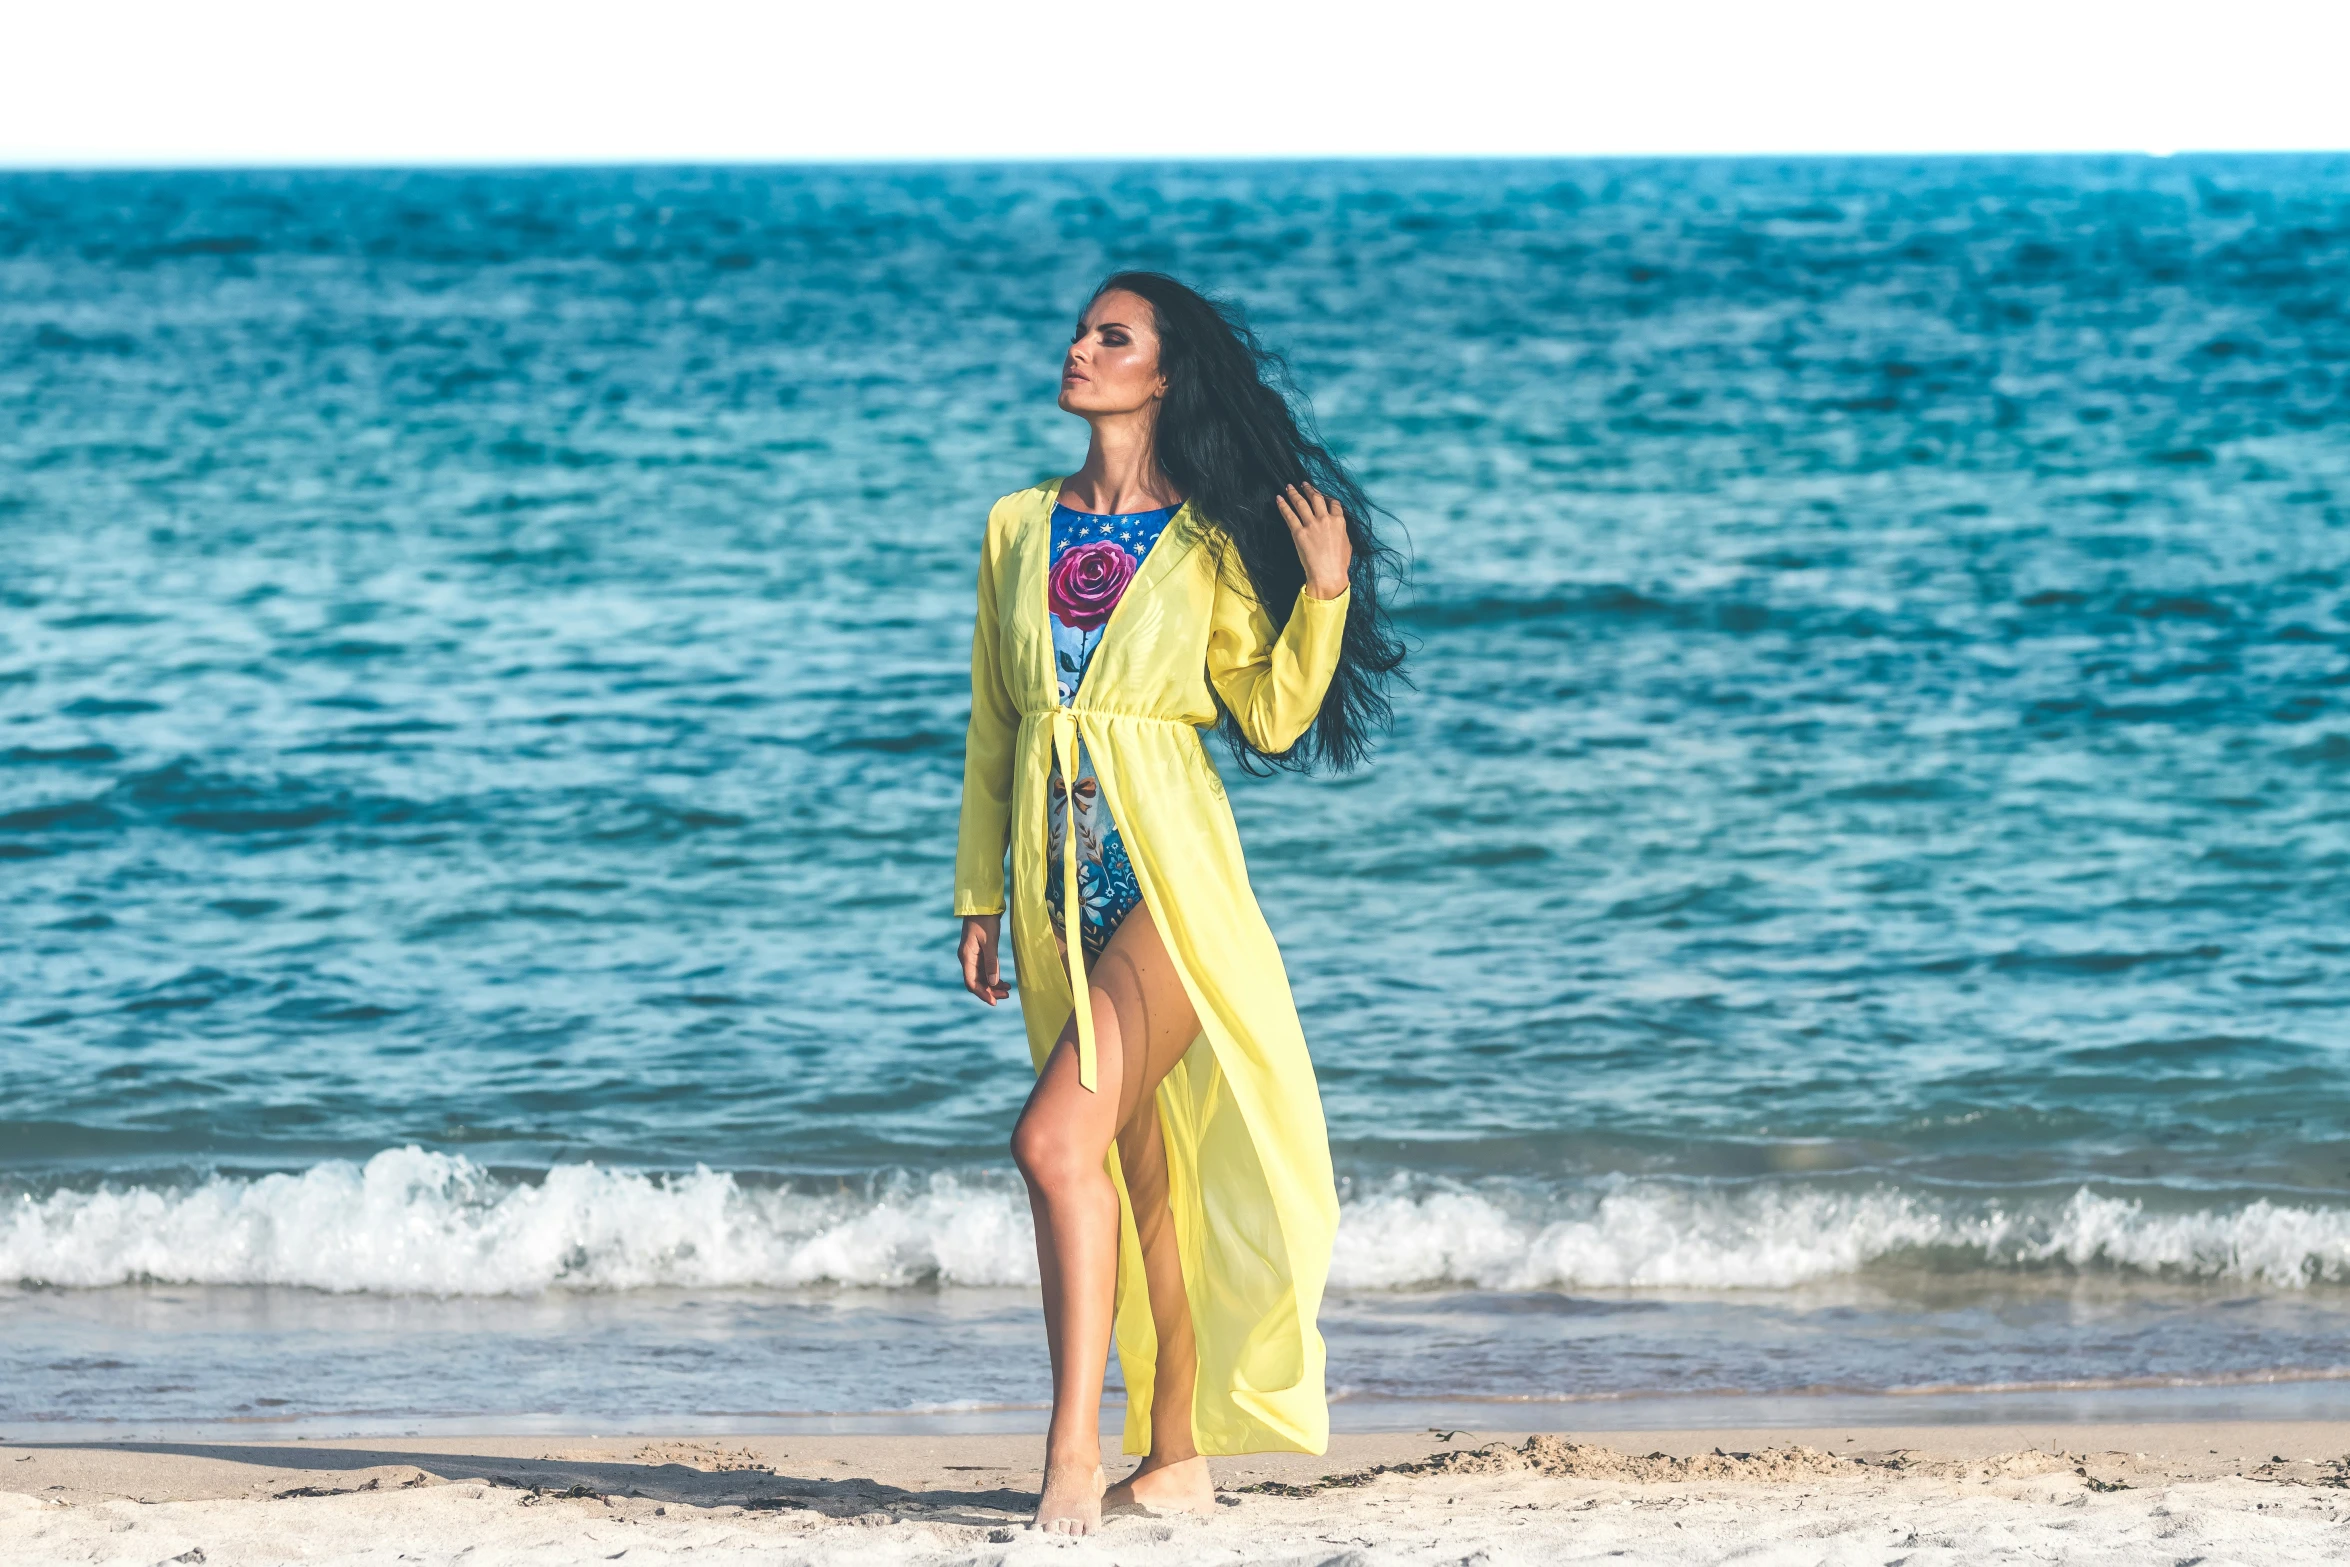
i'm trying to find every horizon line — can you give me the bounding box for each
[4,147,2347,177]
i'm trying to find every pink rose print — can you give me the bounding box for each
[1049,541,1136,632]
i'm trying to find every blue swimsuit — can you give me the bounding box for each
[1044,500,1179,960]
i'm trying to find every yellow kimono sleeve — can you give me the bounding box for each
[1206,562,1352,754]
[953,522,1020,917]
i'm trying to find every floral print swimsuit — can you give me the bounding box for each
[1045,500,1179,960]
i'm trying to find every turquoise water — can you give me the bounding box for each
[4,157,2350,1431]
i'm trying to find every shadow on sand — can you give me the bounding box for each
[29,1442,1036,1526]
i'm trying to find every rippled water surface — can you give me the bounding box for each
[4,157,2349,1429]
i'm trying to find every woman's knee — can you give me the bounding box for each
[1011,1107,1099,1193]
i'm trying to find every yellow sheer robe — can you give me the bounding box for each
[954,477,1349,1456]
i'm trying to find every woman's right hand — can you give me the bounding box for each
[960,914,1012,1005]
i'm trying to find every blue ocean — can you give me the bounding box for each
[5,157,2349,1437]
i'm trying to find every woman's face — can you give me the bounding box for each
[1059,289,1166,417]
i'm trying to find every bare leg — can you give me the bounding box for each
[1011,969,1124,1535]
[1101,1106,1213,1511]
[1099,909,1214,1515]
[1010,903,1204,1533]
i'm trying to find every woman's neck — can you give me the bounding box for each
[1063,416,1182,514]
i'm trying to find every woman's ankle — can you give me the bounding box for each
[1134,1449,1201,1473]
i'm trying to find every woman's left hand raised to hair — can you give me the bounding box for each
[1277,483,1353,601]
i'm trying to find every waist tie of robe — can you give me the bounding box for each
[1049,707,1099,1093]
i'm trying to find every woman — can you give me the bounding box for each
[954,272,1404,1536]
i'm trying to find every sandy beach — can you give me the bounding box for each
[10,156,2350,1567]
[6,1420,2348,1564]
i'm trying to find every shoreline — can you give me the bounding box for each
[15,1272,2350,1439]
[10,1421,2349,1564]
[11,1372,2347,1446]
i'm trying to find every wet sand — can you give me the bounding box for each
[7,1421,2350,1563]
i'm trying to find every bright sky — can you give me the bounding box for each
[4,0,2346,166]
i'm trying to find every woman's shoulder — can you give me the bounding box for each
[982,477,1064,541]
[991,475,1063,510]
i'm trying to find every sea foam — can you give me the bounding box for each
[6,1148,2349,1296]
[1331,1181,2350,1291]
[1,1148,1035,1294]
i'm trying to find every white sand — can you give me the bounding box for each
[6,1422,2349,1564]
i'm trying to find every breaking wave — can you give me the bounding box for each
[1330,1179,2350,1291]
[7,1147,2350,1296]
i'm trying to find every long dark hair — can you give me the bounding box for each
[1094,271,1408,774]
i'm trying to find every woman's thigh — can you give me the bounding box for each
[1024,903,1202,1155]
[1088,902,1201,1130]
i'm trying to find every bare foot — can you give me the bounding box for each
[1103,1453,1214,1515]
[1033,1458,1105,1535]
